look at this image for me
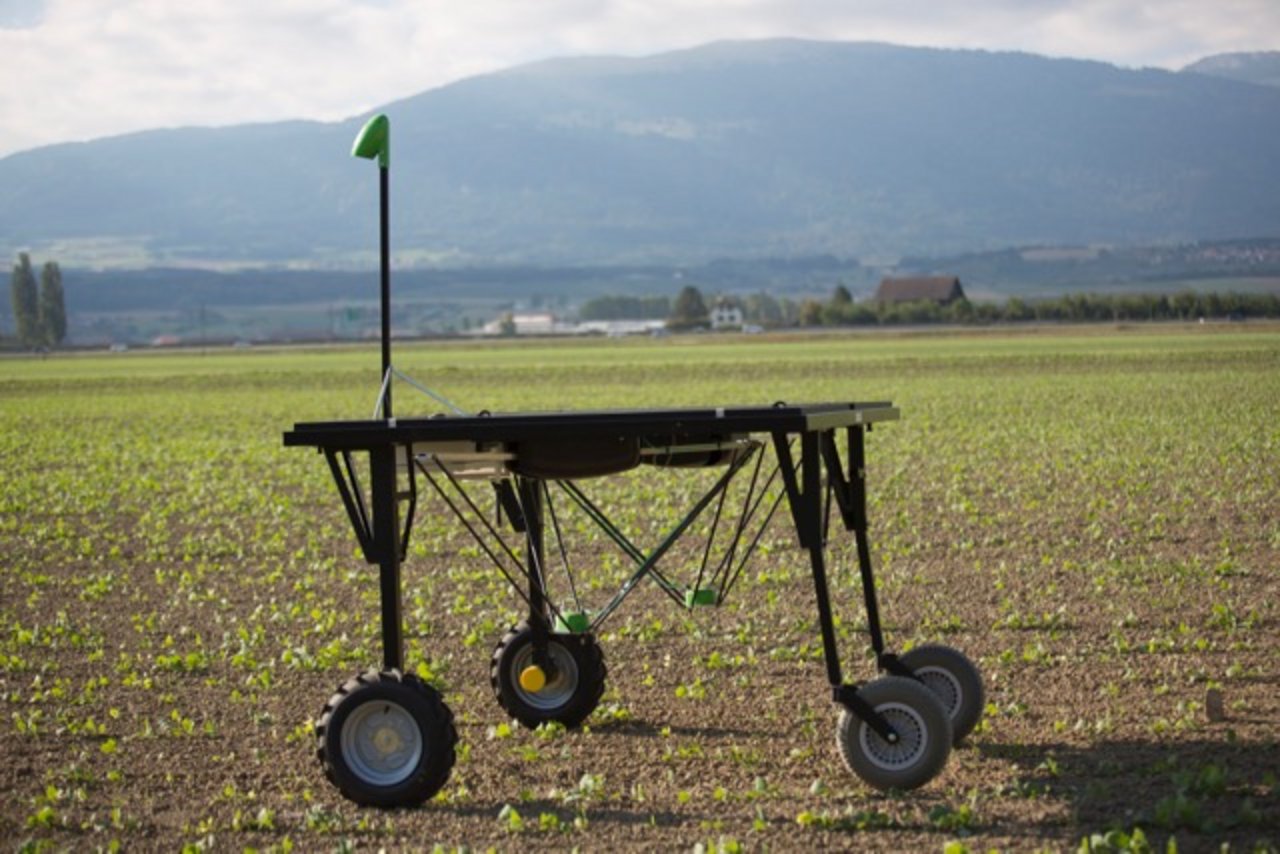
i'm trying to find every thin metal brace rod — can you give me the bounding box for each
[389,367,468,416]
[715,454,785,601]
[718,482,787,604]
[556,480,686,601]
[431,461,529,573]
[542,480,584,615]
[398,445,417,562]
[324,449,374,563]
[372,367,395,419]
[414,460,534,612]
[700,442,766,596]
[691,466,733,598]
[822,478,834,546]
[691,445,757,599]
[587,451,756,629]
[416,459,566,628]
[557,480,646,564]
[373,365,469,420]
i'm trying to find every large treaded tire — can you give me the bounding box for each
[899,644,985,745]
[315,669,457,807]
[490,623,606,729]
[836,676,952,791]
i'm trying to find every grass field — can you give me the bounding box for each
[2,326,1278,852]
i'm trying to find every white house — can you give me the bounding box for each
[709,300,744,330]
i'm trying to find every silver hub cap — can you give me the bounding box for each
[341,700,422,786]
[915,666,962,720]
[859,702,928,771]
[511,641,579,711]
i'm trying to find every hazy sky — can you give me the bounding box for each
[3,0,1277,158]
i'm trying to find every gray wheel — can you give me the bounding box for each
[899,644,984,744]
[341,698,422,786]
[836,676,952,791]
[506,636,581,713]
[316,669,457,807]
[490,623,606,729]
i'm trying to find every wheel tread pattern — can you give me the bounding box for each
[490,623,607,729]
[315,668,457,807]
[898,644,984,745]
[836,676,952,791]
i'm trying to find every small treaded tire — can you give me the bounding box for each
[490,623,606,729]
[315,669,457,807]
[899,644,984,744]
[836,676,952,791]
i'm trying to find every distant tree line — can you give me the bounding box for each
[801,289,1280,326]
[578,294,671,321]
[8,253,67,348]
[583,285,1280,329]
[582,288,791,328]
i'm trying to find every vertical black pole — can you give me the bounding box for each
[519,478,548,621]
[519,477,552,668]
[379,164,392,419]
[802,431,844,688]
[370,446,404,670]
[849,426,887,658]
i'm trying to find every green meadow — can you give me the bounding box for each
[2,326,1277,851]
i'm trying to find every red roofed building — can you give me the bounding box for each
[873,276,966,305]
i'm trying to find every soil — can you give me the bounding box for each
[4,466,1277,854]
[3,336,1279,852]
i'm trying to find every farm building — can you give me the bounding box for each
[709,299,744,330]
[480,312,571,335]
[874,276,966,305]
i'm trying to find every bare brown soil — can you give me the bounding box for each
[2,334,1278,852]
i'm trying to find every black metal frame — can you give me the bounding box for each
[286,401,903,737]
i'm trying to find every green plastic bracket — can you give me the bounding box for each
[351,113,389,168]
[684,587,719,608]
[554,612,592,634]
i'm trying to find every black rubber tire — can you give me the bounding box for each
[316,669,457,807]
[490,623,606,729]
[898,644,984,744]
[836,676,952,791]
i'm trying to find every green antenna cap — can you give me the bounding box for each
[352,113,389,168]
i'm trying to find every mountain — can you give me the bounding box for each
[3,39,1280,268]
[1182,51,1280,88]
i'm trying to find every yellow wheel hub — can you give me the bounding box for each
[372,726,403,755]
[519,664,547,693]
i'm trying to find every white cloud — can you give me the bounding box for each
[2,0,1277,158]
